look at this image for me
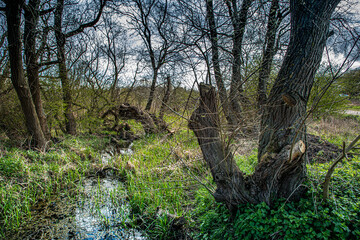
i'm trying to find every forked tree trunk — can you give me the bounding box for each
[189,0,340,210]
[24,0,51,139]
[5,0,46,148]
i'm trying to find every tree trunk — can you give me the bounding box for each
[145,68,158,112]
[5,0,46,148]
[189,0,341,210]
[227,0,253,122]
[118,103,169,134]
[158,75,172,119]
[55,0,77,135]
[206,0,236,126]
[257,0,282,109]
[24,0,51,139]
[258,0,340,159]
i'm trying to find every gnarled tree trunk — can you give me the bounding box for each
[118,104,170,134]
[189,0,340,210]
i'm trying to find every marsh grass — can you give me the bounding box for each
[1,110,359,239]
[0,135,109,238]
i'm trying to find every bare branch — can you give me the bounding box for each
[65,0,108,38]
[323,134,360,200]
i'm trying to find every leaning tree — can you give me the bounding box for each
[189,0,341,211]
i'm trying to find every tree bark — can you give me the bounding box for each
[257,0,282,109]
[206,0,236,126]
[145,68,159,111]
[189,84,307,208]
[24,0,51,139]
[158,75,172,119]
[54,0,77,135]
[190,0,341,210]
[5,0,46,148]
[259,0,341,159]
[227,0,253,122]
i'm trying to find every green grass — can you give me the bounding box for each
[121,130,206,239]
[1,112,359,239]
[0,135,109,238]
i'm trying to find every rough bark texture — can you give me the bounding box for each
[259,0,341,159]
[190,0,341,210]
[55,0,77,135]
[189,84,306,208]
[206,0,236,126]
[24,0,51,139]
[5,0,46,148]
[145,68,158,111]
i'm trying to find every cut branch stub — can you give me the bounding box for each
[188,83,246,206]
[189,83,307,208]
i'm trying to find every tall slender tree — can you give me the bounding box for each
[54,0,107,135]
[24,0,51,139]
[4,0,46,148]
[206,0,237,125]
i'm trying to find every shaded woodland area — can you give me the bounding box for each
[1,0,360,239]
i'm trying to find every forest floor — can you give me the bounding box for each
[0,106,360,239]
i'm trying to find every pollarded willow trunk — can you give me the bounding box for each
[189,84,306,208]
[189,0,340,210]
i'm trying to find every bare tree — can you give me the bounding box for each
[257,0,288,108]
[125,0,180,112]
[206,0,237,125]
[98,13,127,102]
[54,0,107,135]
[225,0,253,123]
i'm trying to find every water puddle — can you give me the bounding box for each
[69,176,145,240]
[20,145,146,240]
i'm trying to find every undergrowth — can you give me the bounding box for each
[193,156,360,240]
[0,112,359,239]
[0,135,109,238]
